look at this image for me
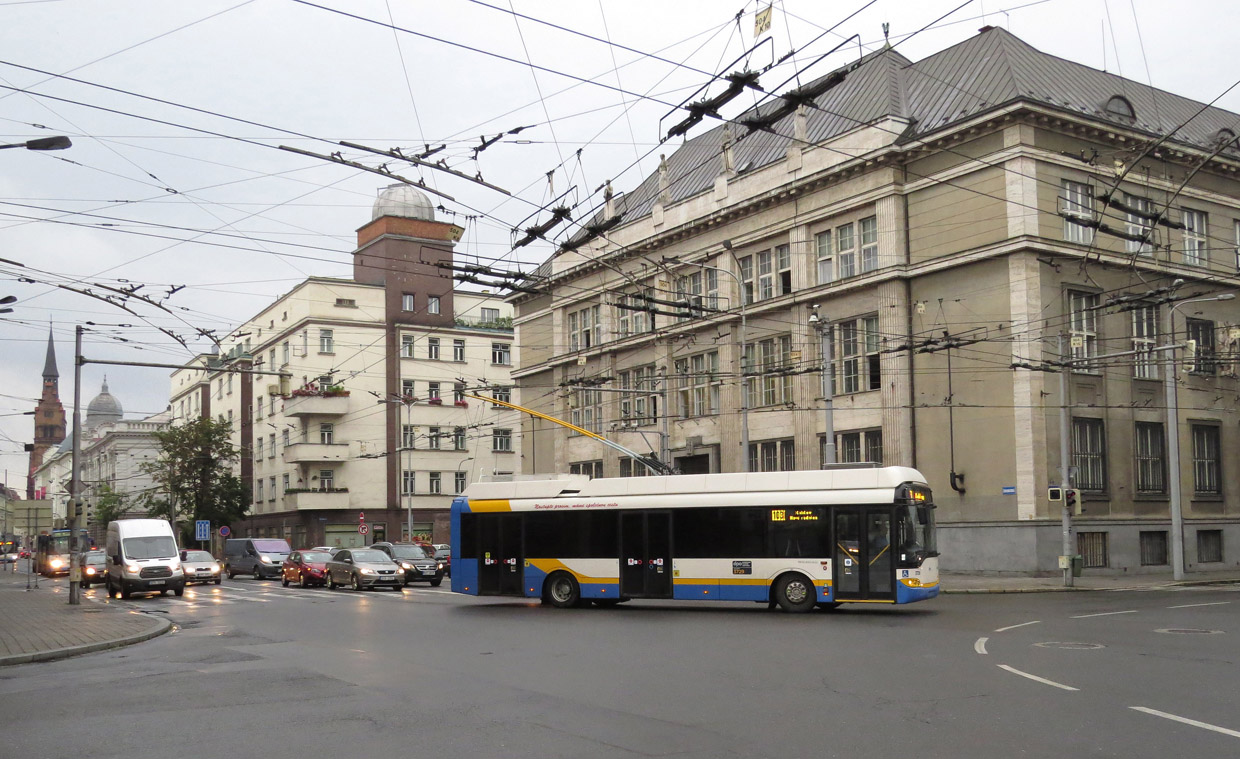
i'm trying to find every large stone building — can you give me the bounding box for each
[170,185,520,548]
[510,27,1240,574]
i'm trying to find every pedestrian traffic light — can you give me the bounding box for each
[1048,487,1063,502]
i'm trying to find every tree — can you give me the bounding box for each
[139,417,248,545]
[91,484,129,527]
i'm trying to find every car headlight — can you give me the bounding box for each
[125,564,139,574]
[50,558,66,569]
[437,562,445,570]
[210,563,220,573]
[259,555,272,564]
[360,568,376,575]
[85,567,97,575]
[400,562,412,569]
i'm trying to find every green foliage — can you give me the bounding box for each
[139,417,248,544]
[92,484,129,526]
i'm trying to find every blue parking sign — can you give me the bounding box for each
[195,520,210,541]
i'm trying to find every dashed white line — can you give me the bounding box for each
[994,620,1041,633]
[974,637,989,655]
[997,665,1079,691]
[1070,610,1137,619]
[1167,601,1231,609]
[1130,707,1240,739]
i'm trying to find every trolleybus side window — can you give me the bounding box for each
[525,512,615,558]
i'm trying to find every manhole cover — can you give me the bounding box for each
[1154,628,1223,635]
[1034,641,1106,650]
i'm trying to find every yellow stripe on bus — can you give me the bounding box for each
[526,559,618,583]
[467,499,512,512]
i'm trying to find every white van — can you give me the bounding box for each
[106,519,185,599]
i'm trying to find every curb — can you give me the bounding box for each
[0,614,173,667]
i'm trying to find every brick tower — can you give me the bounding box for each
[28,326,66,498]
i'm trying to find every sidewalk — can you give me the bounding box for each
[941,568,1240,593]
[0,561,171,666]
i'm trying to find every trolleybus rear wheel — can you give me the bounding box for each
[545,572,580,608]
[774,573,817,613]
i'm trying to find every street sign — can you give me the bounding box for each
[359,511,365,522]
[219,525,232,537]
[195,520,210,541]
[1001,486,1016,495]
[358,524,369,536]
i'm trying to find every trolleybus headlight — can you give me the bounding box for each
[50,558,66,569]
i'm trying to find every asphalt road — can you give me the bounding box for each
[0,580,1236,758]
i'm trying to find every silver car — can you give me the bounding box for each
[181,549,222,585]
[324,548,404,591]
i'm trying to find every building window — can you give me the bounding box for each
[815,229,833,285]
[427,337,440,360]
[401,470,415,495]
[493,428,513,452]
[428,426,441,450]
[227,374,233,395]
[256,395,263,420]
[1185,318,1216,374]
[320,423,334,445]
[269,476,276,501]
[568,305,601,351]
[428,471,442,494]
[400,334,415,357]
[402,424,416,449]
[1139,531,1169,566]
[453,426,466,451]
[481,307,500,323]
[1132,305,1159,379]
[269,433,276,458]
[859,216,879,273]
[282,473,289,493]
[569,461,604,478]
[268,349,276,372]
[270,396,276,415]
[1191,424,1221,495]
[490,386,511,405]
[1182,208,1207,266]
[1123,193,1154,255]
[836,222,856,279]
[1133,422,1166,495]
[282,341,290,365]
[1071,417,1107,492]
[335,298,356,308]
[454,471,468,494]
[748,439,795,473]
[738,254,755,304]
[1235,219,1240,270]
[674,269,719,321]
[256,479,263,502]
[491,342,511,365]
[1198,529,1224,563]
[427,382,440,401]
[1062,180,1095,243]
[255,438,264,460]
[282,429,290,448]
[453,339,465,362]
[1069,291,1099,370]
[227,410,233,427]
[1078,532,1109,568]
[838,316,880,394]
[835,429,883,465]
[319,329,334,353]
[453,383,466,404]
[427,296,440,315]
[619,458,650,477]
[618,365,658,426]
[569,389,602,435]
[675,351,720,418]
[402,379,415,398]
[745,336,794,408]
[402,293,415,311]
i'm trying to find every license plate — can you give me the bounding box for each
[149,580,166,586]
[421,569,436,575]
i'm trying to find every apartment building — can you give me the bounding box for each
[170,185,520,548]
[510,27,1240,574]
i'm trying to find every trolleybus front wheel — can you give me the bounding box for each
[773,573,817,613]
[545,572,581,608]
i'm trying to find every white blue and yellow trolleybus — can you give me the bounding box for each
[450,466,938,612]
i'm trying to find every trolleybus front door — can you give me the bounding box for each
[619,511,672,598]
[477,513,523,596]
[832,507,895,601]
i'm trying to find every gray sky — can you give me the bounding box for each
[2,0,1236,482]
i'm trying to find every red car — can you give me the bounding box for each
[282,549,334,588]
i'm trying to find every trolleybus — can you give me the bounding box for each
[450,466,938,612]
[35,527,92,577]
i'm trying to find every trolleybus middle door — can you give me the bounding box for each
[477,513,523,596]
[619,511,672,599]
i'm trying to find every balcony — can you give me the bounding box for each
[284,488,351,510]
[283,394,350,417]
[283,442,349,464]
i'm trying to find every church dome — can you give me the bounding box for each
[86,378,123,430]
[371,183,435,222]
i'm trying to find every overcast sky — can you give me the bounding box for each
[2,0,1236,483]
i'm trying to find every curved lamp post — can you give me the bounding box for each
[0,136,72,151]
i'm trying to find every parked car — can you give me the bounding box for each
[371,542,443,586]
[282,549,334,587]
[180,549,222,585]
[79,549,107,588]
[431,543,451,577]
[324,548,404,591]
[309,546,343,556]
[222,538,291,580]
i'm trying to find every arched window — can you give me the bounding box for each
[1212,128,1237,148]
[1104,95,1136,121]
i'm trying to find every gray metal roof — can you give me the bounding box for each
[557,27,1240,253]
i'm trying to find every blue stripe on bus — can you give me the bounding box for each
[451,559,478,595]
[895,582,939,603]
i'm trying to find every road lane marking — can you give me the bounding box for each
[1167,601,1231,609]
[1070,610,1137,619]
[1130,707,1240,739]
[974,637,989,655]
[997,665,1079,691]
[994,620,1040,632]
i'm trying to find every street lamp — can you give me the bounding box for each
[1165,292,1235,581]
[663,243,751,471]
[0,136,72,151]
[0,294,15,315]
[807,304,835,465]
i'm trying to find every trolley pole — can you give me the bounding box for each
[809,305,835,465]
[68,325,84,605]
[1058,334,1073,589]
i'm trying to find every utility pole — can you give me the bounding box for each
[1058,334,1073,589]
[68,325,83,604]
[808,305,835,465]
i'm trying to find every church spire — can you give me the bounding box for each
[42,325,58,380]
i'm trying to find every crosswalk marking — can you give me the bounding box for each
[83,582,448,610]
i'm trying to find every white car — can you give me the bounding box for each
[180,549,222,585]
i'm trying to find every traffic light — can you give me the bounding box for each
[1065,489,1080,515]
